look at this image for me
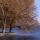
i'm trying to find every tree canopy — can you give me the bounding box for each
[0,0,39,31]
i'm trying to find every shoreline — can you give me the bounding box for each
[0,33,16,36]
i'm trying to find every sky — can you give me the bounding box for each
[35,0,40,23]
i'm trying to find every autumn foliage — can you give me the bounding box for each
[0,0,39,31]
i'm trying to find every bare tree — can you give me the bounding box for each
[16,0,39,31]
[0,2,8,33]
[0,0,9,33]
[8,11,16,32]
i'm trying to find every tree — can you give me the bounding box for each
[5,10,16,32]
[0,0,16,32]
[0,4,8,33]
[0,6,3,28]
[16,0,39,31]
[0,0,39,32]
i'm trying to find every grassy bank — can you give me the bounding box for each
[0,33,16,40]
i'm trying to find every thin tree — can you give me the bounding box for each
[0,3,8,33]
[9,11,16,32]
